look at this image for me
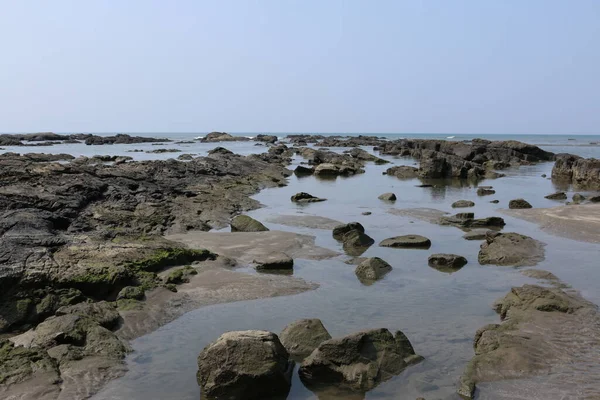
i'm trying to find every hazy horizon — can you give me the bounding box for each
[1,1,599,134]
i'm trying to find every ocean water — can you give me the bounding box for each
[5,133,600,399]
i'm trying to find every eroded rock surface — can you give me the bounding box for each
[478,232,545,267]
[280,319,332,359]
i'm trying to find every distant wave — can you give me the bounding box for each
[446,136,456,139]
[246,136,255,140]
[194,136,204,140]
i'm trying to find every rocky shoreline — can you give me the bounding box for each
[1,134,599,399]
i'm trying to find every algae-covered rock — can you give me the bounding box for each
[230,215,269,232]
[165,265,198,284]
[55,301,120,329]
[116,286,145,301]
[0,339,60,387]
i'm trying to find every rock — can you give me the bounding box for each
[386,165,418,179]
[462,230,490,240]
[84,134,169,145]
[439,213,505,228]
[207,146,234,155]
[379,235,431,249]
[355,257,393,283]
[314,163,340,176]
[145,148,181,154]
[279,319,332,359]
[294,165,314,176]
[478,232,545,266]
[298,328,422,393]
[55,301,120,329]
[591,196,600,203]
[452,200,475,208]
[490,199,499,203]
[428,254,467,273]
[362,211,372,215]
[344,148,389,164]
[508,198,532,209]
[545,192,567,200]
[197,330,293,400]
[541,174,547,178]
[201,132,249,143]
[177,154,194,161]
[256,134,278,144]
[254,253,294,271]
[551,154,600,189]
[342,230,375,256]
[572,193,585,203]
[291,192,326,203]
[116,286,145,301]
[378,192,397,201]
[332,222,365,240]
[165,265,198,284]
[230,215,269,232]
[0,338,60,388]
[477,188,495,196]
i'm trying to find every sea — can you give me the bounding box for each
[5,133,600,400]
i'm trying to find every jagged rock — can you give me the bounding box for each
[478,232,545,266]
[332,222,365,240]
[379,235,431,249]
[197,330,293,400]
[230,215,269,232]
[280,319,332,358]
[299,328,422,393]
[355,257,393,283]
[545,192,567,200]
[509,199,532,209]
[378,192,397,201]
[291,192,326,203]
[254,253,293,271]
[428,254,468,273]
[551,153,600,189]
[0,339,60,389]
[452,200,475,208]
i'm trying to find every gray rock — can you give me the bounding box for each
[280,319,332,359]
[254,253,294,271]
[462,230,490,241]
[379,235,431,249]
[509,199,532,209]
[378,192,397,201]
[572,193,585,203]
[477,188,496,196]
[355,257,393,283]
[478,232,545,266]
[291,192,327,203]
[361,211,372,215]
[386,165,418,179]
[452,200,475,208]
[545,192,567,200]
[428,254,468,273]
[342,230,375,256]
[332,222,365,240]
[197,330,293,400]
[230,215,269,232]
[299,328,422,393]
[314,163,340,176]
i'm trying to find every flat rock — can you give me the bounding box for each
[291,192,327,203]
[279,319,332,359]
[379,235,431,249]
[428,254,468,273]
[545,192,567,200]
[266,215,342,230]
[386,165,418,179]
[478,232,545,266]
[508,198,532,209]
[355,257,393,283]
[230,215,269,232]
[254,253,294,271]
[452,200,475,208]
[462,229,491,241]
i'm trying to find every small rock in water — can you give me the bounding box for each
[332,222,365,240]
[490,199,500,204]
[230,215,269,232]
[355,257,393,284]
[416,184,433,188]
[477,187,496,196]
[279,319,331,359]
[197,331,293,400]
[572,193,585,203]
[378,192,397,201]
[362,211,372,215]
[342,230,375,256]
[452,200,475,208]
[253,252,294,271]
[291,192,327,203]
[379,235,431,249]
[544,192,567,200]
[428,254,468,273]
[541,174,547,178]
[509,198,532,209]
[294,165,314,176]
[463,230,490,241]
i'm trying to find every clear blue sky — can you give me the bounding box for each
[1,0,598,134]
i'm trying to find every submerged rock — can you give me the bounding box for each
[280,319,332,359]
[428,254,468,273]
[478,232,545,266]
[299,328,422,393]
[545,191,567,200]
[230,215,269,232]
[452,200,475,208]
[197,330,293,400]
[379,235,431,249]
[291,192,326,203]
[342,230,375,256]
[355,257,393,283]
[254,253,294,271]
[378,192,397,201]
[508,198,532,209]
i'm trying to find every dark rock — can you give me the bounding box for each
[254,253,294,271]
[230,215,269,232]
[294,165,314,176]
[551,154,600,189]
[145,148,181,154]
[379,235,431,249]
[332,222,365,240]
[355,257,393,283]
[342,230,375,256]
[477,188,495,196]
[509,199,532,209]
[177,154,194,161]
[116,286,145,301]
[362,211,372,215]
[207,146,234,155]
[572,193,585,203]
[280,319,332,359]
[291,192,326,203]
[545,192,567,200]
[439,213,505,228]
[197,330,293,400]
[201,132,249,143]
[428,254,468,273]
[452,200,475,208]
[490,199,500,204]
[256,134,278,144]
[55,301,120,329]
[378,192,397,201]
[85,134,169,145]
[386,165,419,179]
[478,232,545,266]
[590,196,600,203]
[298,328,422,393]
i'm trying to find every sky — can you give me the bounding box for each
[0,0,599,134]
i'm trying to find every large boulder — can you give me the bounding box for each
[478,232,545,266]
[379,235,431,249]
[314,163,340,176]
[255,134,278,144]
[230,215,269,232]
[201,132,249,143]
[299,328,422,393]
[197,330,293,400]
[508,199,532,209]
[355,257,393,283]
[279,319,332,359]
[294,165,315,176]
[428,254,467,273]
[291,192,326,203]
